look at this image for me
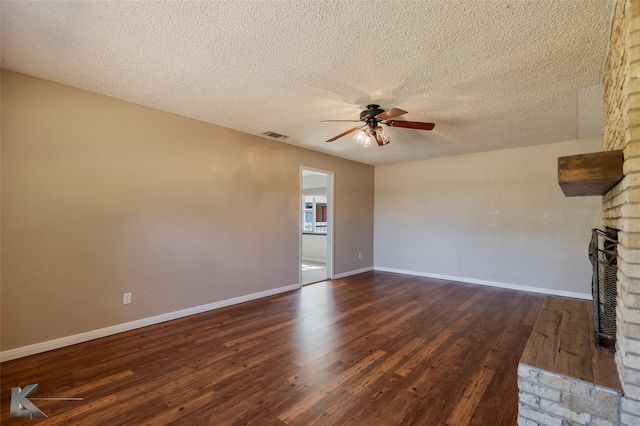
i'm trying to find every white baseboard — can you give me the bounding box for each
[374,267,592,300]
[1,269,591,362]
[333,266,374,279]
[0,283,300,363]
[302,257,327,263]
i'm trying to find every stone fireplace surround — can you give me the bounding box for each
[603,0,640,423]
[518,1,640,424]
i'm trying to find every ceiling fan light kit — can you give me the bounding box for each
[375,126,391,145]
[353,129,376,148]
[353,126,390,148]
[323,104,435,148]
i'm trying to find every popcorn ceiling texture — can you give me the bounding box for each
[0,1,613,165]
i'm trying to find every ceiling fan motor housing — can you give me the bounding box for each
[361,104,385,130]
[360,104,385,122]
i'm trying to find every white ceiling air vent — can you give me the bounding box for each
[262,131,289,140]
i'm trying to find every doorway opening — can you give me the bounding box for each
[301,168,333,285]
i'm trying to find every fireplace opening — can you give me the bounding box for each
[589,227,618,352]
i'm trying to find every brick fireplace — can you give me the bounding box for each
[518,2,640,425]
[603,0,640,423]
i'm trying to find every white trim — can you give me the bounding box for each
[333,267,374,279]
[300,166,335,283]
[0,283,300,363]
[326,173,335,280]
[374,267,592,300]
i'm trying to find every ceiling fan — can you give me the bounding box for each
[322,104,435,148]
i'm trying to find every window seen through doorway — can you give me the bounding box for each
[303,195,327,234]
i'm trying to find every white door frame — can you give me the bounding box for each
[300,167,334,285]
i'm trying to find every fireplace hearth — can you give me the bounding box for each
[589,227,618,352]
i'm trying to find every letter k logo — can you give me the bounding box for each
[10,384,47,418]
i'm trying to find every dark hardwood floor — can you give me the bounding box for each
[1,271,544,425]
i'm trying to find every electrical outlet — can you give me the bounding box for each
[123,293,132,304]
[358,252,362,259]
[456,260,461,267]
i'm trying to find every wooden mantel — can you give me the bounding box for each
[558,150,623,197]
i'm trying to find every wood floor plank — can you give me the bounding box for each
[555,299,594,382]
[0,271,544,425]
[519,296,563,370]
[443,365,496,426]
[278,350,388,424]
[348,337,426,396]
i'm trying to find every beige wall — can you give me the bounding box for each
[375,138,603,296]
[0,70,374,351]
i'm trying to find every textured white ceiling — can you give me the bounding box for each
[1,1,614,165]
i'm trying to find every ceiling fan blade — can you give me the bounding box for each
[385,120,435,131]
[326,126,361,142]
[320,119,362,122]
[376,108,407,120]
